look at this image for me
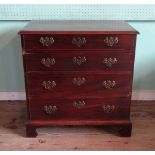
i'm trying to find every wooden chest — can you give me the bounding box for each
[19,20,139,137]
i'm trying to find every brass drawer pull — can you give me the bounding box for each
[41,57,56,67]
[40,36,54,46]
[44,105,57,114]
[104,36,119,47]
[72,37,86,47]
[42,80,56,90]
[103,57,117,67]
[72,77,86,86]
[102,104,115,113]
[102,80,116,89]
[73,56,87,65]
[73,100,86,109]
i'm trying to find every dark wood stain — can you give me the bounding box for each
[0,100,154,150]
[24,51,134,72]
[18,20,139,137]
[22,34,136,50]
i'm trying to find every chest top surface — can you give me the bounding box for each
[19,20,139,34]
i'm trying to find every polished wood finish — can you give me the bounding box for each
[22,34,136,50]
[24,51,133,72]
[25,120,132,137]
[26,72,131,98]
[28,97,130,120]
[19,20,138,137]
[18,20,139,34]
[0,101,154,150]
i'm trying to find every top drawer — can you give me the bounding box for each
[22,34,136,50]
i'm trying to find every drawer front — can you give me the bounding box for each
[24,51,133,72]
[22,34,136,50]
[28,97,130,120]
[26,73,131,98]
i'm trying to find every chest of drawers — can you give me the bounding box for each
[19,20,139,137]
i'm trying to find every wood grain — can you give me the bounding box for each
[22,34,136,50]
[0,101,154,150]
[28,97,130,120]
[23,51,134,72]
[26,72,131,98]
[19,20,138,137]
[18,20,139,34]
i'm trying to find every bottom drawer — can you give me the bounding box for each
[28,97,131,120]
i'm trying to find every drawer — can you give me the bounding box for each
[26,72,131,98]
[28,97,130,120]
[24,51,133,72]
[22,34,136,50]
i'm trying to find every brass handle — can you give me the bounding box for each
[73,100,86,109]
[41,58,56,67]
[44,105,57,114]
[102,104,115,113]
[103,58,118,67]
[73,56,87,65]
[72,77,86,86]
[40,36,54,46]
[72,37,86,47]
[102,80,116,89]
[104,36,118,47]
[42,80,56,90]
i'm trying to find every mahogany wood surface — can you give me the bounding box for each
[28,97,130,120]
[26,120,132,137]
[24,51,134,72]
[22,34,136,50]
[19,20,138,137]
[19,20,139,34]
[26,72,131,98]
[0,100,154,150]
